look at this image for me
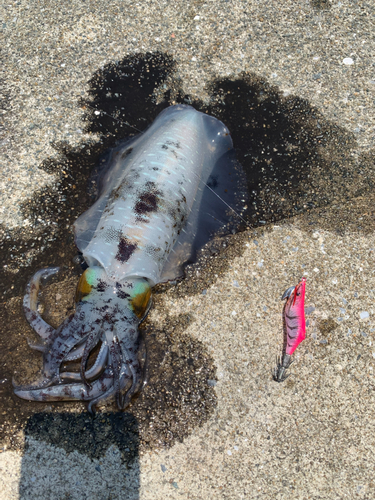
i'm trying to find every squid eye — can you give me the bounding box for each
[75,269,95,302]
[130,283,152,319]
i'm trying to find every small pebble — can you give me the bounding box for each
[342,57,354,65]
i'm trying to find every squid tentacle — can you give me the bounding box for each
[15,314,103,393]
[60,340,109,383]
[86,330,142,413]
[12,375,56,392]
[87,338,122,414]
[23,267,59,344]
[42,309,102,382]
[85,330,142,414]
[79,326,104,388]
[13,366,115,403]
[26,339,48,353]
[117,360,137,410]
[117,341,140,410]
[21,339,91,371]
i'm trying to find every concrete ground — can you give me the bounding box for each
[1,0,375,498]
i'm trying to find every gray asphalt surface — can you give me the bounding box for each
[1,0,375,499]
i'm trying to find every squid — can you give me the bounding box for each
[14,104,247,412]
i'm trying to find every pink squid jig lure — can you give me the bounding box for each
[273,277,306,382]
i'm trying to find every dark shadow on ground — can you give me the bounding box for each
[24,411,140,463]
[19,412,140,499]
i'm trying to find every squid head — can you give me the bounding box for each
[14,266,152,413]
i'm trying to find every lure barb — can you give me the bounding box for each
[273,354,293,383]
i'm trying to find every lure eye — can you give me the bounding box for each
[292,287,298,306]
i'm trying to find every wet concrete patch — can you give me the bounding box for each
[319,317,338,337]
[204,73,358,227]
[133,315,217,451]
[310,0,331,10]
[296,148,375,235]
